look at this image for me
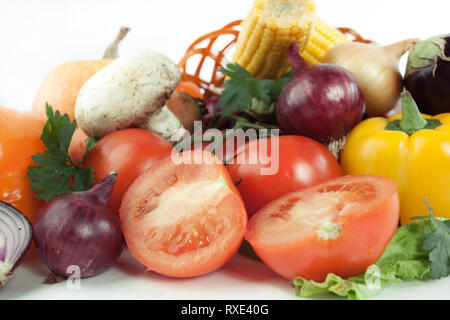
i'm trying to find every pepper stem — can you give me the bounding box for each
[399,91,427,133]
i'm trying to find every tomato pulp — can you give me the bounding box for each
[120,150,247,278]
[246,175,400,281]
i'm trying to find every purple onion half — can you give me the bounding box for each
[0,201,33,286]
[276,43,365,143]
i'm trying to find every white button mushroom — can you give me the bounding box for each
[75,50,188,142]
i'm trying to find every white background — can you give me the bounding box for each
[2,0,450,110]
[1,0,450,299]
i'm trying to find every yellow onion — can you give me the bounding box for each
[323,38,419,116]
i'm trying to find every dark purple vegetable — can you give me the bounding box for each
[276,43,365,143]
[404,34,450,115]
[33,172,124,278]
[0,201,32,286]
[203,95,221,128]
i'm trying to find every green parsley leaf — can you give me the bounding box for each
[216,63,288,117]
[83,136,99,161]
[419,201,450,279]
[27,103,95,202]
[277,69,293,85]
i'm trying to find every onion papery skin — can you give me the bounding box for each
[276,63,365,143]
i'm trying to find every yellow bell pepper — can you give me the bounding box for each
[341,91,450,225]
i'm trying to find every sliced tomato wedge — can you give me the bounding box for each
[120,150,247,278]
[246,175,400,282]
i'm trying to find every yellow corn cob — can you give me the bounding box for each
[232,0,317,79]
[301,18,350,65]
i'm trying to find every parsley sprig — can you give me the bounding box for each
[412,200,450,279]
[215,63,291,118]
[27,104,95,202]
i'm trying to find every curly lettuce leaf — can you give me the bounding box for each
[292,219,433,300]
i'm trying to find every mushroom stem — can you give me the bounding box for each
[142,105,190,143]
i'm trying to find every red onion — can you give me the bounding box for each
[33,172,124,278]
[276,43,365,143]
[0,201,32,286]
[203,95,221,128]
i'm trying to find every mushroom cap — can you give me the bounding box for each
[75,50,181,138]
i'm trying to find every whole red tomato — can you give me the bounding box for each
[187,129,255,164]
[226,135,343,217]
[84,129,173,212]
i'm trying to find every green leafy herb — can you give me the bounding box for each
[412,200,450,279]
[292,199,450,300]
[27,104,95,202]
[423,218,450,279]
[277,69,293,85]
[233,178,242,187]
[216,63,290,117]
[83,136,99,161]
[248,98,276,119]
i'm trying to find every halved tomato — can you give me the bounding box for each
[120,150,247,278]
[246,175,400,282]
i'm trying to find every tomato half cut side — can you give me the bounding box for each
[245,175,400,282]
[120,150,247,278]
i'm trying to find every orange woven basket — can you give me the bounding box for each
[178,20,373,100]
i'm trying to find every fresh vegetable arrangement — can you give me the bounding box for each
[1,0,450,301]
[341,91,450,225]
